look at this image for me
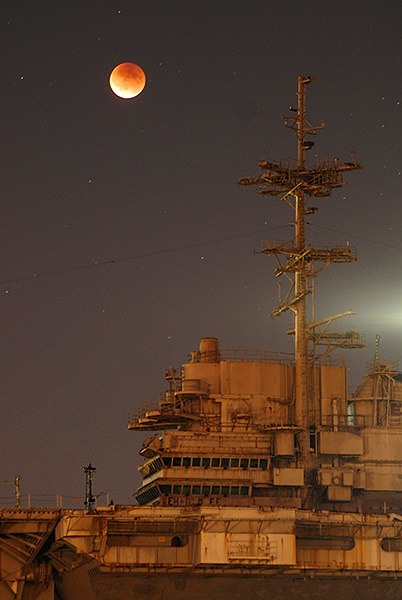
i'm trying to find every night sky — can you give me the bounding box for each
[1,1,401,507]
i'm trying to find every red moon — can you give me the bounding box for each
[109,62,146,99]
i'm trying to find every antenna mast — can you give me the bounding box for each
[14,475,21,509]
[83,463,96,510]
[293,75,312,456]
[239,75,363,500]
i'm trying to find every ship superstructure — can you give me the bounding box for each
[1,76,402,600]
[129,334,402,514]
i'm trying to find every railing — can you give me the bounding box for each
[322,413,402,429]
[217,348,295,364]
[321,414,370,428]
[0,492,111,510]
[128,399,163,423]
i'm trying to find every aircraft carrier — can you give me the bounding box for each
[1,76,402,600]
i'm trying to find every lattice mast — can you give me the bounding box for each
[239,75,363,484]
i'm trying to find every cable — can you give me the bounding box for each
[1,222,400,287]
[0,226,287,286]
[308,223,402,250]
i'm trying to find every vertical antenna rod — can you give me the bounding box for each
[14,475,21,509]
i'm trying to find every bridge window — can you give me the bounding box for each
[173,457,181,467]
[230,458,239,468]
[240,459,248,469]
[222,458,230,469]
[250,459,258,468]
[212,485,220,495]
[202,485,210,496]
[192,457,201,467]
[211,457,220,467]
[183,457,191,468]
[202,458,211,468]
[135,485,160,505]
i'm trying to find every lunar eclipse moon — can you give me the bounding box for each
[109,62,146,99]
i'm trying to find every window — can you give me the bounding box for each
[192,457,201,467]
[202,457,211,468]
[310,427,316,452]
[150,486,160,499]
[231,486,239,495]
[151,458,163,474]
[173,457,181,467]
[260,459,268,470]
[222,485,229,496]
[159,484,171,495]
[183,457,191,468]
[163,457,172,467]
[192,485,201,495]
[230,458,239,468]
[139,485,159,503]
[240,458,248,469]
[211,457,220,467]
[221,458,229,469]
[171,536,183,547]
[381,538,402,552]
[202,485,210,496]
[250,459,258,469]
[211,485,220,495]
[183,485,191,496]
[173,485,181,494]
[240,486,249,496]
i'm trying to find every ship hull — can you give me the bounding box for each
[3,507,402,600]
[56,570,402,600]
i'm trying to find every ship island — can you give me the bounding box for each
[1,75,402,600]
